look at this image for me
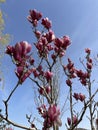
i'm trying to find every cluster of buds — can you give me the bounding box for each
[28,9,71,60]
[67,115,78,126]
[32,67,53,83]
[76,48,93,86]
[44,71,53,82]
[35,36,53,58]
[76,69,90,86]
[35,30,55,58]
[73,93,85,102]
[54,36,71,57]
[27,9,42,27]
[27,9,52,30]
[63,49,93,87]
[38,104,61,129]
[64,58,76,79]
[41,17,52,30]
[64,58,76,87]
[85,48,93,71]
[38,85,51,96]
[6,41,33,83]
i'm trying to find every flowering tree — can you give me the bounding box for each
[0,9,98,130]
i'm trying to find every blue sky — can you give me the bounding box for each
[0,0,98,130]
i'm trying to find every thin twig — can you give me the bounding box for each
[3,81,20,119]
[0,114,36,130]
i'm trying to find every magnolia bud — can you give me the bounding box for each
[45,86,51,94]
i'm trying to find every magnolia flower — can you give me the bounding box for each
[67,117,71,126]
[45,71,53,82]
[47,104,60,123]
[6,41,32,63]
[66,79,72,87]
[79,93,85,102]
[73,93,85,102]
[73,93,79,101]
[44,30,55,43]
[5,45,14,55]
[27,9,42,26]
[67,116,78,126]
[85,48,91,54]
[34,30,41,39]
[45,86,51,94]
[15,67,33,83]
[73,115,78,125]
[41,17,52,29]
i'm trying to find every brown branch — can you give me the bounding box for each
[70,88,98,130]
[29,77,51,103]
[0,114,37,130]
[3,81,20,119]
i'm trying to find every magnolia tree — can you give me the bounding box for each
[0,9,98,130]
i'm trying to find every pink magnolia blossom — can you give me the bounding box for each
[85,48,91,54]
[38,87,44,95]
[54,36,71,57]
[35,37,49,57]
[66,79,72,87]
[27,9,42,26]
[6,45,14,55]
[62,36,71,49]
[39,86,51,95]
[20,69,33,83]
[45,71,53,82]
[47,104,60,122]
[32,68,39,78]
[54,38,63,49]
[73,93,85,102]
[73,93,79,101]
[67,117,71,126]
[47,44,53,51]
[73,115,78,125]
[76,69,89,86]
[67,116,78,126]
[15,66,24,79]
[45,86,51,94]
[79,93,85,102]
[29,57,35,65]
[6,41,32,64]
[15,67,33,83]
[86,62,92,70]
[41,17,52,30]
[51,54,56,61]
[37,104,47,118]
[34,30,41,39]
[44,30,55,43]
